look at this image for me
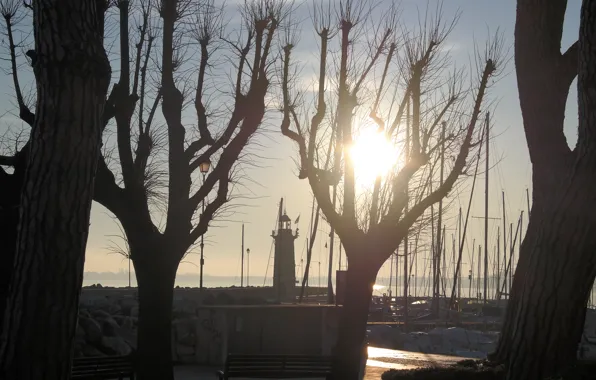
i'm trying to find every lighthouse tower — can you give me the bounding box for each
[271,198,299,302]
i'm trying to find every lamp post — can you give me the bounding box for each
[199,159,211,291]
[246,248,250,287]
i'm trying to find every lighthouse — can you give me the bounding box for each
[271,198,299,302]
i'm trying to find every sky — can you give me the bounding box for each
[0,1,582,286]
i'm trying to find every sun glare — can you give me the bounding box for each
[349,127,399,187]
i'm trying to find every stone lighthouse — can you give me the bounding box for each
[271,198,299,302]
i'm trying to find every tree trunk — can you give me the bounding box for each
[494,185,596,380]
[0,1,110,379]
[0,176,21,331]
[333,257,378,380]
[134,252,179,380]
[491,2,596,379]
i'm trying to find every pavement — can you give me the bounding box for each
[174,347,463,380]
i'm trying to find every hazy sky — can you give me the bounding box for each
[0,1,581,286]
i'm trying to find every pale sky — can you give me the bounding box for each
[0,1,581,285]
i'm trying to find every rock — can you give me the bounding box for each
[119,298,138,316]
[90,298,111,312]
[91,309,112,320]
[75,323,86,344]
[107,303,122,315]
[99,317,121,337]
[101,336,132,356]
[79,316,103,344]
[91,311,121,337]
[79,309,91,319]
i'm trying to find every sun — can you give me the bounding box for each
[349,127,399,187]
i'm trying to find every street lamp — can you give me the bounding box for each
[199,159,211,292]
[246,248,250,287]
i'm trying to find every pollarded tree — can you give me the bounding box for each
[490,1,596,379]
[0,0,292,379]
[280,2,502,378]
[0,0,111,378]
[95,1,290,379]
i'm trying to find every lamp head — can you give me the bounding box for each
[199,159,211,174]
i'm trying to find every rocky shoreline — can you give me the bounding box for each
[75,287,596,361]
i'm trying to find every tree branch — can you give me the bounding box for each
[3,13,34,126]
[385,58,496,247]
[187,176,229,249]
[0,154,16,166]
[560,40,578,87]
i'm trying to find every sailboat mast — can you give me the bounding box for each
[241,224,245,287]
[502,191,507,299]
[496,227,500,298]
[395,249,399,299]
[389,253,394,298]
[477,244,481,300]
[483,112,490,304]
[434,122,446,315]
[509,222,513,295]
[469,246,474,299]
[515,210,523,293]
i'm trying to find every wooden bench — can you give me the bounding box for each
[216,354,333,379]
[71,355,135,380]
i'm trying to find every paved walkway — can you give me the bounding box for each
[174,347,463,380]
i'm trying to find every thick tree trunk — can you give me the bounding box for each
[493,187,596,380]
[134,251,179,380]
[333,257,378,380]
[0,149,28,334]
[0,178,20,331]
[0,1,110,379]
[492,1,596,379]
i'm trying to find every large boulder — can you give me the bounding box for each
[78,316,103,344]
[112,315,137,330]
[119,297,138,316]
[92,311,121,337]
[91,309,112,320]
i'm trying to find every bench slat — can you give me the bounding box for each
[221,353,332,380]
[71,355,134,380]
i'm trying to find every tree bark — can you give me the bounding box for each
[134,248,179,380]
[496,189,596,380]
[0,1,110,379]
[333,255,379,380]
[0,173,21,331]
[492,1,596,379]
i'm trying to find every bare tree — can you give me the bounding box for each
[95,1,290,379]
[0,0,34,328]
[0,0,291,379]
[490,1,596,379]
[0,0,111,378]
[280,1,502,378]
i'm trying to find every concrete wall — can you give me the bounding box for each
[194,305,340,365]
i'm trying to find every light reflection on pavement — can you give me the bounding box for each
[174,347,464,379]
[366,346,462,369]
